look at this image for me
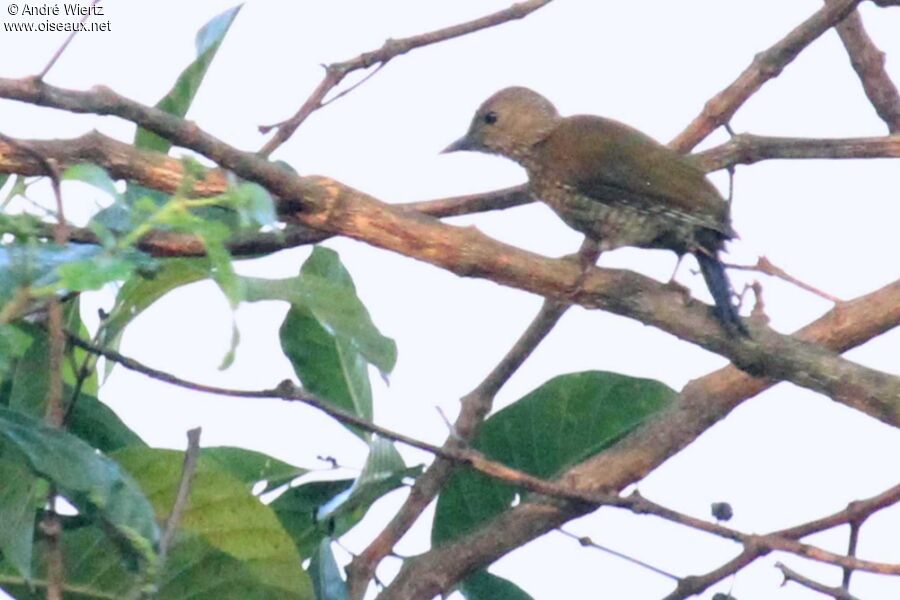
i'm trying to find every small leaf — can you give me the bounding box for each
[56,252,140,292]
[62,163,119,198]
[433,371,674,545]
[309,539,348,600]
[461,571,534,600]
[270,479,355,558]
[272,438,420,558]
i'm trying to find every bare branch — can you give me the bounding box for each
[258,0,553,156]
[37,0,101,80]
[670,0,864,151]
[777,562,862,600]
[347,290,579,599]
[694,133,900,171]
[159,428,202,562]
[829,1,900,132]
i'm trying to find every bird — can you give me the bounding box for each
[443,86,747,336]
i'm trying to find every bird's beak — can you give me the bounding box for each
[441,135,474,154]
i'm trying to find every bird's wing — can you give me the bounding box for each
[540,115,734,237]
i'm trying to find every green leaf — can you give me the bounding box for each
[201,446,307,493]
[461,571,534,600]
[432,371,674,545]
[224,182,277,229]
[248,247,397,377]
[0,406,159,555]
[279,247,383,439]
[62,164,119,199]
[317,438,409,522]
[0,458,39,582]
[0,243,100,306]
[68,394,146,453]
[271,438,419,558]
[114,447,312,598]
[56,252,141,292]
[309,540,348,600]
[0,324,33,379]
[0,522,308,599]
[269,479,354,559]
[134,5,243,154]
[8,306,96,417]
[103,259,210,377]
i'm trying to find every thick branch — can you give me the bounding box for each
[670,0,864,151]
[1,78,899,429]
[380,279,900,599]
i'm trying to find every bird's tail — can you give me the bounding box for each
[696,252,748,336]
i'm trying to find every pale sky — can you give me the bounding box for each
[1,1,899,599]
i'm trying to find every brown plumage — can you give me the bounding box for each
[444,87,746,335]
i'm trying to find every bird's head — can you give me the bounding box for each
[443,87,560,160]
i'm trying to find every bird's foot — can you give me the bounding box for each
[561,238,601,301]
[665,277,694,305]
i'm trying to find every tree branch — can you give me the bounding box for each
[1,78,899,430]
[828,0,900,132]
[379,279,900,599]
[258,0,553,156]
[670,0,864,151]
[777,562,862,600]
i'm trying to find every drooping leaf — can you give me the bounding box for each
[0,406,159,558]
[309,539,348,600]
[134,5,243,154]
[102,258,211,377]
[114,447,311,598]
[248,247,397,377]
[433,371,674,545]
[278,248,379,438]
[0,457,40,582]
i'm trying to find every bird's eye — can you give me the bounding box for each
[483,111,498,125]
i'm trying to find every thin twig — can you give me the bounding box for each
[347,240,597,599]
[842,516,862,593]
[725,256,842,303]
[670,0,864,151]
[66,334,900,581]
[159,428,202,562]
[37,0,101,80]
[257,0,553,155]
[557,527,679,581]
[777,562,862,600]
[828,0,900,132]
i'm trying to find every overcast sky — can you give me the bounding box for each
[2,1,899,598]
